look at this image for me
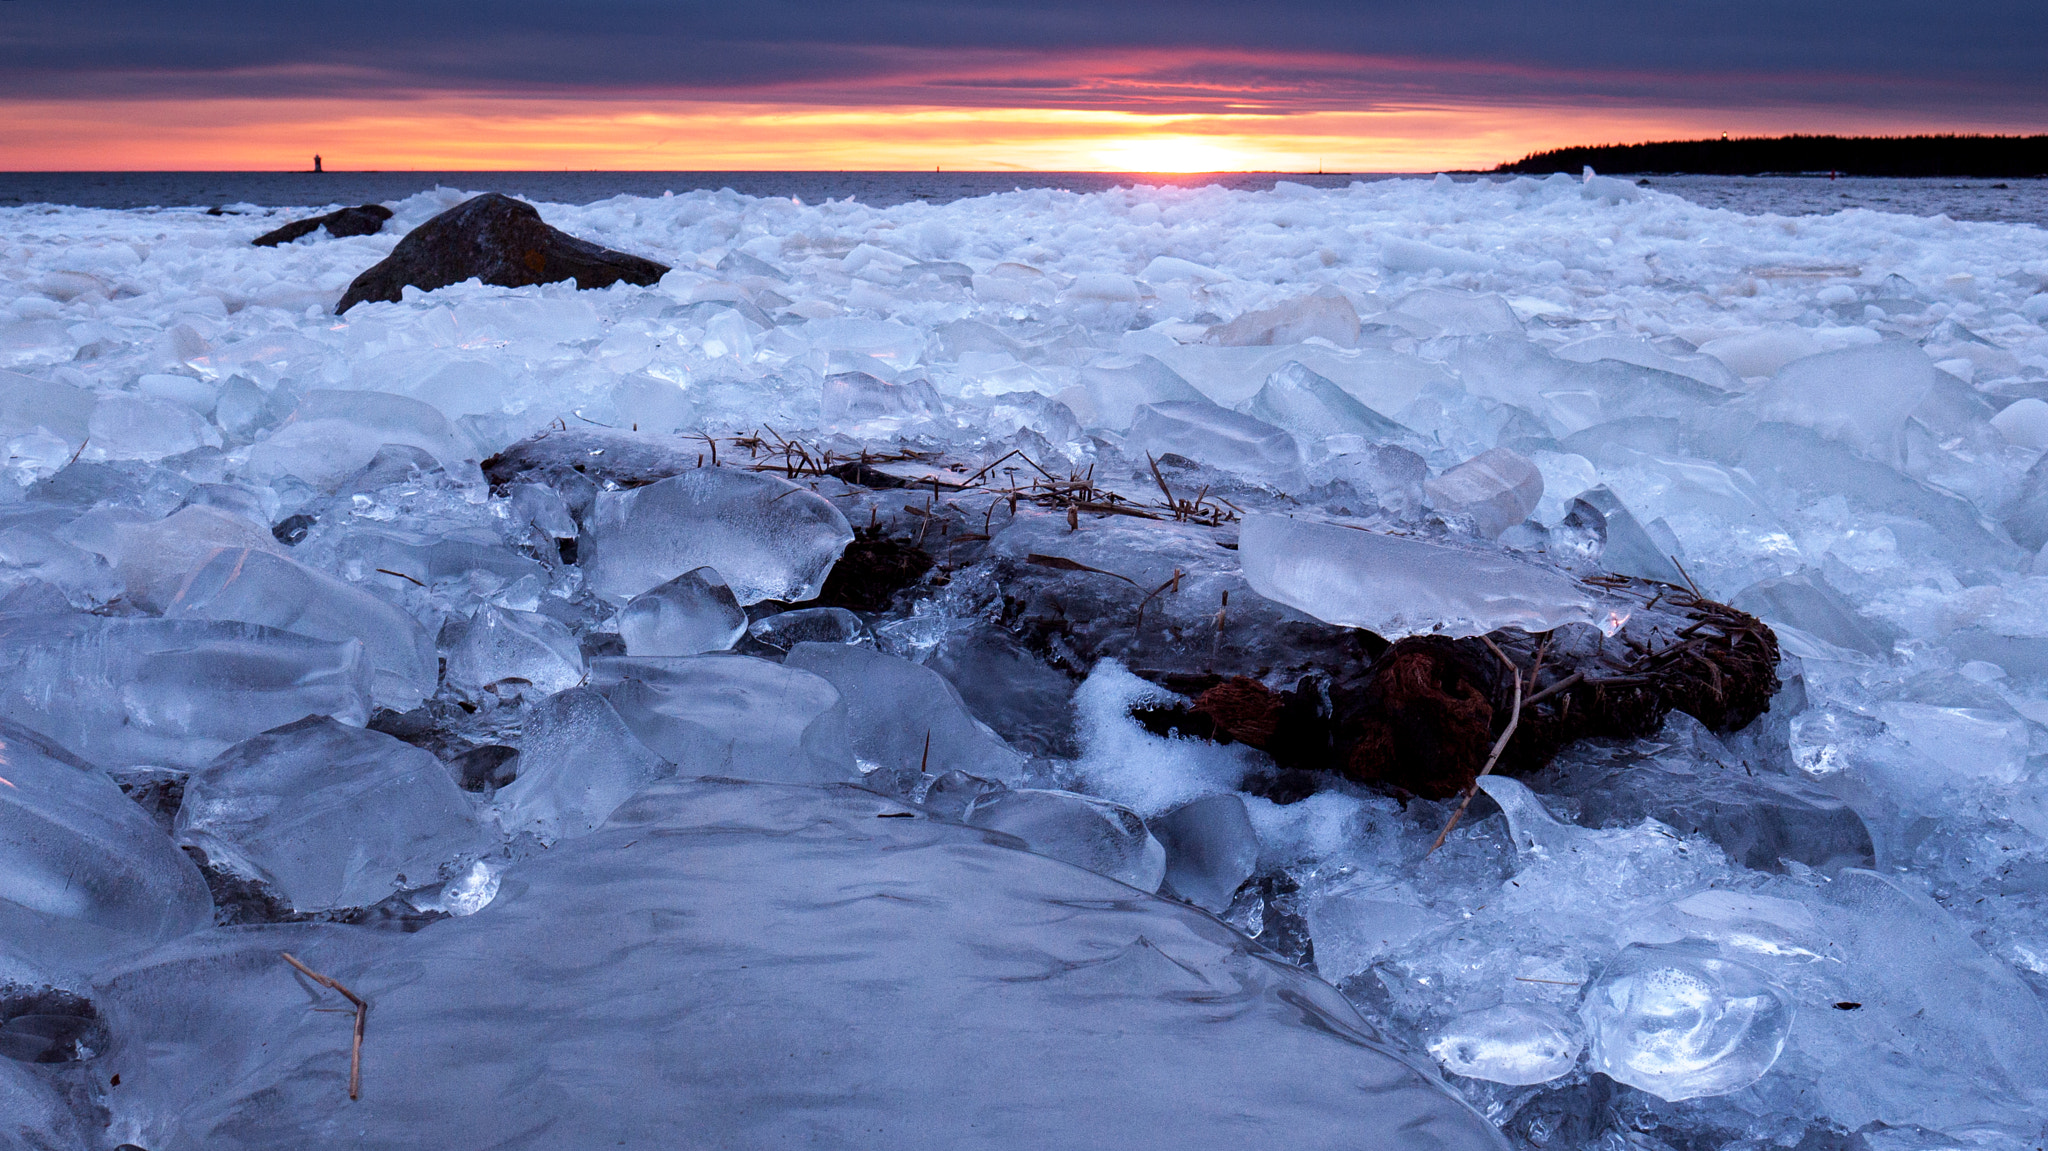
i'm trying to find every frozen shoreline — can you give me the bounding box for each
[5,173,2048,1147]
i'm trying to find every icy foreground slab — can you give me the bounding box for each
[579,466,854,604]
[1239,514,1621,638]
[0,718,211,966]
[108,781,1503,1150]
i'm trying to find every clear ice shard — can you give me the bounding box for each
[102,781,1505,1150]
[1126,400,1302,483]
[0,717,211,965]
[1423,447,1544,539]
[1239,514,1622,638]
[1580,943,1794,1101]
[165,546,437,709]
[1565,485,1685,584]
[616,567,747,657]
[579,466,854,604]
[1241,359,1409,444]
[175,716,485,913]
[442,605,586,699]
[244,389,482,491]
[1149,793,1260,911]
[783,642,1028,787]
[110,504,285,612]
[1428,1003,1582,1085]
[0,613,370,769]
[745,606,870,652]
[493,687,672,840]
[593,655,855,783]
[963,787,1166,892]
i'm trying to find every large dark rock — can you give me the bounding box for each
[334,193,669,313]
[251,204,392,247]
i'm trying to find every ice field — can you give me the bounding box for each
[4,172,2048,1148]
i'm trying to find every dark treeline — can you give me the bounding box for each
[1497,135,2048,177]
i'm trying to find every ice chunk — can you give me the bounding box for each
[0,370,93,468]
[1327,441,1428,517]
[244,389,481,490]
[113,780,1503,1150]
[1390,288,1518,333]
[0,718,211,963]
[1748,343,1942,466]
[1991,397,2048,450]
[1428,1003,1582,1085]
[1698,326,1823,378]
[580,467,853,604]
[1731,569,1894,659]
[0,1058,91,1147]
[1210,293,1360,347]
[1075,353,1205,430]
[444,605,586,699]
[176,716,484,912]
[1127,401,1300,483]
[84,392,220,462]
[1242,360,1409,444]
[493,687,671,840]
[783,642,1027,787]
[821,370,941,433]
[1150,793,1259,912]
[1240,514,1621,638]
[112,504,287,611]
[1581,943,1794,1101]
[1303,882,1447,980]
[0,614,370,769]
[0,527,122,608]
[745,606,870,652]
[165,546,437,709]
[1568,485,1686,584]
[964,787,1166,891]
[617,567,746,657]
[1424,447,1544,539]
[595,655,854,783]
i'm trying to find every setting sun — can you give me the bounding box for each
[1091,135,1257,172]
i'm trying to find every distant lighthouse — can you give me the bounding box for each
[314,154,323,173]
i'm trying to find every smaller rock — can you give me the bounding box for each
[336,193,669,313]
[252,204,392,247]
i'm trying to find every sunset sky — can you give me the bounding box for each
[3,1,2043,172]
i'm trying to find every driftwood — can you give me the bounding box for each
[1136,576,1780,801]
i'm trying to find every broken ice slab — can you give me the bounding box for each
[0,717,212,965]
[593,654,855,783]
[962,787,1166,892]
[443,605,586,700]
[1074,352,1206,430]
[0,613,370,769]
[1150,793,1260,912]
[745,605,870,652]
[110,504,287,612]
[579,466,854,605]
[165,546,437,709]
[1239,514,1622,638]
[783,642,1028,788]
[1241,360,1410,446]
[112,780,1506,1150]
[492,688,672,840]
[1730,569,1895,660]
[1424,447,1544,539]
[1566,485,1687,584]
[1428,1002,1582,1085]
[1126,400,1302,485]
[617,567,747,657]
[1581,943,1793,1101]
[175,716,486,913]
[244,388,483,491]
[0,526,122,609]
[820,369,942,433]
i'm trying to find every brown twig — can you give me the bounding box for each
[282,952,366,1101]
[374,568,425,587]
[1426,638,1525,858]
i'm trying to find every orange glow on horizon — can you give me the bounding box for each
[0,95,2030,175]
